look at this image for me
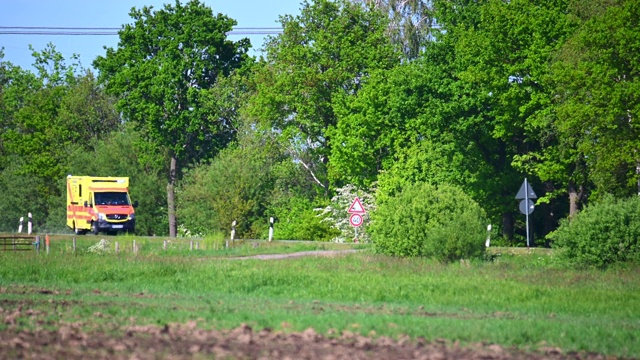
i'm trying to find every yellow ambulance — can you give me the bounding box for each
[66,175,137,235]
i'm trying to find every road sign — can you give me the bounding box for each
[349,213,363,227]
[347,197,366,214]
[515,178,536,248]
[515,179,537,200]
[519,199,535,215]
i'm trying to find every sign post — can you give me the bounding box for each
[515,178,537,248]
[347,197,366,242]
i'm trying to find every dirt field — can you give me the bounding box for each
[1,309,616,360]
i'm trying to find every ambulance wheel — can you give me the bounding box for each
[74,222,86,235]
[91,222,99,235]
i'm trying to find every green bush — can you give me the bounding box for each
[550,195,640,268]
[268,196,339,241]
[370,182,488,261]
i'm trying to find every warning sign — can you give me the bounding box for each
[347,197,366,214]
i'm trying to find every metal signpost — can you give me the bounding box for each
[515,178,537,248]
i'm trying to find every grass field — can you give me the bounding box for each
[1,236,638,358]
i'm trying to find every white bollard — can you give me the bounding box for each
[231,221,236,242]
[18,217,24,233]
[268,217,274,242]
[28,213,32,235]
[485,224,492,247]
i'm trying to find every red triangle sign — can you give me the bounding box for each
[347,197,366,214]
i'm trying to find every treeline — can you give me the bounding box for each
[1,0,638,244]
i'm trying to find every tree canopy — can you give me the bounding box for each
[93,0,250,236]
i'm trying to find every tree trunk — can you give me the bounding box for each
[502,212,513,244]
[568,181,579,218]
[167,155,178,237]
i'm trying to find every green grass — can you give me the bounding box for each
[40,234,366,256]
[0,244,638,358]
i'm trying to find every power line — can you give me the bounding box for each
[0,26,283,36]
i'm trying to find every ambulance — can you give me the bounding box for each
[66,175,137,235]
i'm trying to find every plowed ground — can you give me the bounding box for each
[1,309,612,360]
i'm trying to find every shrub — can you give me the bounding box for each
[550,195,640,268]
[269,196,340,241]
[370,182,488,262]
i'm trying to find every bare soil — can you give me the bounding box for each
[1,309,617,360]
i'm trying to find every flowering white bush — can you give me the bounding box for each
[315,184,376,243]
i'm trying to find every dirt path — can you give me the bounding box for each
[228,249,361,260]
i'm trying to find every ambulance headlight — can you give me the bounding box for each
[98,213,106,220]
[129,213,135,220]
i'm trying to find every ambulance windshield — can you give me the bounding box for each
[95,192,130,206]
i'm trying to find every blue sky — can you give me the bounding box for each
[0,0,302,71]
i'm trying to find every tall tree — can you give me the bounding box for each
[433,0,575,236]
[249,0,399,194]
[94,0,250,236]
[551,0,640,201]
[0,45,119,230]
[354,0,435,59]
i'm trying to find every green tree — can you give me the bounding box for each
[353,0,435,59]
[1,45,118,230]
[250,0,399,194]
[94,0,250,237]
[178,121,282,238]
[551,0,640,201]
[430,0,574,237]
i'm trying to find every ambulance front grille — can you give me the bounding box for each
[107,214,128,220]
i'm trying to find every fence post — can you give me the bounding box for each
[115,241,119,254]
[35,235,40,254]
[190,240,193,251]
[133,240,137,255]
[269,217,274,242]
[163,240,167,251]
[195,241,199,250]
[73,237,77,253]
[28,213,32,235]
[45,234,50,254]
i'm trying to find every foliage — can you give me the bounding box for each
[0,46,121,232]
[268,196,339,241]
[315,184,375,243]
[65,128,168,236]
[550,0,640,199]
[352,0,435,59]
[177,123,281,238]
[550,195,640,268]
[0,158,50,232]
[250,0,399,192]
[93,0,250,236]
[371,182,488,261]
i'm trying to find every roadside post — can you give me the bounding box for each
[515,178,537,249]
[347,197,366,242]
[268,217,274,242]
